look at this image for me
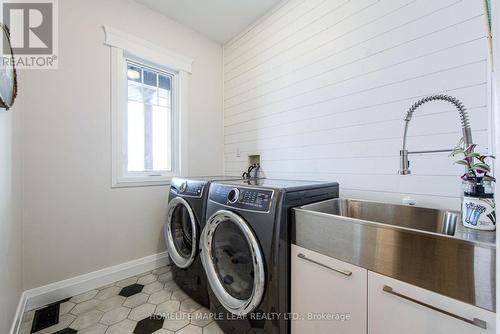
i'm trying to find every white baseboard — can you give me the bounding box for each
[23,251,169,312]
[9,291,27,334]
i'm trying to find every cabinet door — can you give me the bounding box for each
[291,244,367,334]
[368,271,496,334]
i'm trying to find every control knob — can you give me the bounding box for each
[227,188,240,204]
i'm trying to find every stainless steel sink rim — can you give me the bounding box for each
[295,198,495,248]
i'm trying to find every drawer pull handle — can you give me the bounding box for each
[382,285,487,330]
[297,253,352,277]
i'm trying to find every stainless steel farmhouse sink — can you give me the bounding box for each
[292,198,496,312]
[307,198,459,236]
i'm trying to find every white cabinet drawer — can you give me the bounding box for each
[291,245,367,334]
[368,271,496,334]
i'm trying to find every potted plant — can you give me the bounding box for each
[451,140,496,230]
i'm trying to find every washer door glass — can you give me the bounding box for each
[201,210,265,315]
[165,197,197,268]
[212,220,254,300]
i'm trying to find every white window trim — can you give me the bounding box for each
[104,26,192,187]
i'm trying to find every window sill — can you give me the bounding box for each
[111,178,173,188]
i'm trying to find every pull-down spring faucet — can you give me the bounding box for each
[399,94,473,175]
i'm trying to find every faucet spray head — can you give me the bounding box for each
[399,150,411,175]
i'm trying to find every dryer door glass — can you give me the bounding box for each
[212,220,254,300]
[165,197,197,268]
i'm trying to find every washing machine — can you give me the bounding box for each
[200,179,339,333]
[164,176,245,308]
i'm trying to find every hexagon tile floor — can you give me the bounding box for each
[18,265,224,334]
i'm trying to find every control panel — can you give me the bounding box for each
[172,180,205,198]
[210,184,274,212]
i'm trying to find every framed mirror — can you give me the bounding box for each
[0,23,17,110]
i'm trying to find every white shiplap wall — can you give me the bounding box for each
[223,0,491,209]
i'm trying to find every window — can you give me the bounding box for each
[126,60,175,175]
[105,26,192,187]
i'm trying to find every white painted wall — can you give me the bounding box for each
[18,0,224,289]
[0,108,22,332]
[223,0,492,209]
